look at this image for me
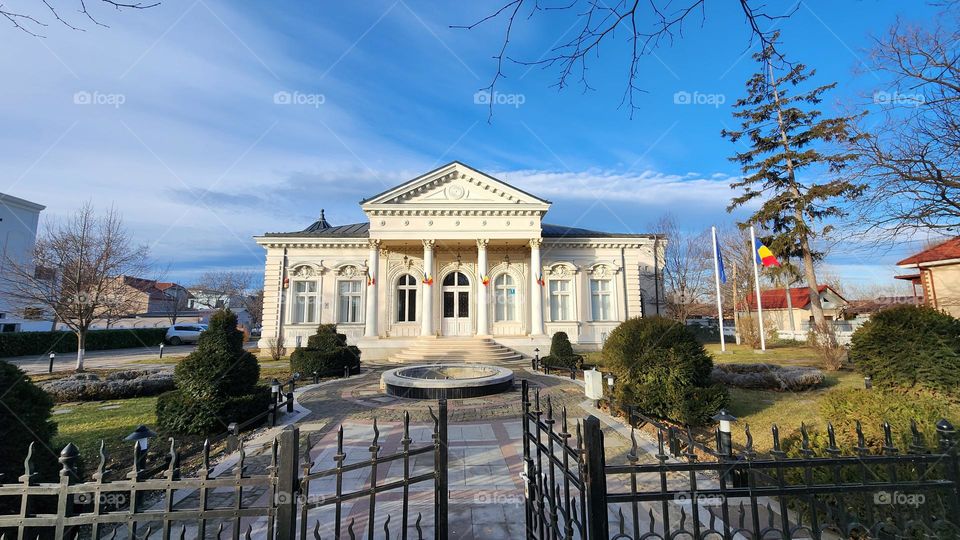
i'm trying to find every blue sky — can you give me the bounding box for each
[0,0,944,290]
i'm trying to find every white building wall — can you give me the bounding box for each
[0,193,46,332]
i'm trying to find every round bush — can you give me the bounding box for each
[602,317,729,425]
[0,361,58,486]
[158,310,265,435]
[850,305,960,397]
[543,331,578,369]
[290,325,361,377]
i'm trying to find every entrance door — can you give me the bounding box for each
[441,271,472,336]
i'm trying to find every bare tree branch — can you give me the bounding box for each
[454,0,796,119]
[1,0,158,37]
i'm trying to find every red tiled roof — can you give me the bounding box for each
[897,237,960,266]
[743,285,844,310]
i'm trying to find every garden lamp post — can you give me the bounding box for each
[864,376,872,390]
[271,378,281,403]
[124,425,157,451]
[159,342,164,358]
[605,372,615,401]
[712,410,737,457]
[312,370,319,384]
[533,348,540,371]
[48,352,55,373]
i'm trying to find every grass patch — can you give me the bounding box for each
[52,396,159,466]
[706,343,820,367]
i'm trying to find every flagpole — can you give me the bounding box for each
[711,226,726,352]
[750,225,767,351]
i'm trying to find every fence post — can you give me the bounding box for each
[937,419,960,520]
[276,425,299,539]
[435,398,449,540]
[54,443,80,539]
[582,415,609,540]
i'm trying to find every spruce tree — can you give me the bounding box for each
[722,37,864,343]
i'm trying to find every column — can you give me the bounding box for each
[363,239,380,338]
[530,239,545,336]
[476,239,490,336]
[421,239,435,337]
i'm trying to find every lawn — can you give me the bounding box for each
[52,396,159,467]
[705,342,821,366]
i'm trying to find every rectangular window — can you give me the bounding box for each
[338,280,362,323]
[549,280,572,321]
[591,279,613,321]
[293,281,318,324]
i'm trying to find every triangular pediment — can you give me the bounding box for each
[360,162,551,210]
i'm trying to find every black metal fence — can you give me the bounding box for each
[521,381,960,539]
[0,400,448,540]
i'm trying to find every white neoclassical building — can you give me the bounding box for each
[255,162,664,360]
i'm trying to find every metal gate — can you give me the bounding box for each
[0,401,448,539]
[521,381,960,539]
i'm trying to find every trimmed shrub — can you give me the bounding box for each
[710,363,824,391]
[602,317,729,425]
[40,370,174,402]
[0,361,58,488]
[290,324,361,377]
[0,328,168,357]
[542,331,579,369]
[849,305,960,397]
[157,310,269,435]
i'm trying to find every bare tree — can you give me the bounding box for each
[852,4,960,236]
[454,0,794,118]
[196,271,264,328]
[2,0,159,37]
[1,203,150,370]
[655,214,711,323]
[159,286,190,325]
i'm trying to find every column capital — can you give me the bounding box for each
[367,239,381,249]
[476,238,490,249]
[529,238,543,249]
[422,239,436,249]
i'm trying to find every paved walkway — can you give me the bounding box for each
[5,342,257,374]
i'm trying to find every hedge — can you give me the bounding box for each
[0,328,168,357]
[849,305,960,398]
[542,331,579,369]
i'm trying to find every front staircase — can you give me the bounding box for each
[389,337,524,364]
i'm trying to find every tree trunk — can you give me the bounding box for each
[75,330,85,371]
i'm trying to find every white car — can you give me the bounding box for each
[165,323,207,345]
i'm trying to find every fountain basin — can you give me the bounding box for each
[381,364,514,399]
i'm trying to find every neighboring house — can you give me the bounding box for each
[842,295,922,332]
[740,285,848,339]
[188,288,245,310]
[896,237,960,318]
[116,276,193,315]
[255,161,665,359]
[0,193,50,332]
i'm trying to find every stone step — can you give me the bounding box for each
[389,338,524,364]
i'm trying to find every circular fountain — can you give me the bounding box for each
[380,364,515,399]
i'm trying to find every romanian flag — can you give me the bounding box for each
[754,239,780,268]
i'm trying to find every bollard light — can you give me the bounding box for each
[271,378,281,400]
[712,410,737,457]
[864,376,872,390]
[159,342,165,358]
[533,348,540,370]
[124,425,157,451]
[312,370,319,384]
[48,352,55,374]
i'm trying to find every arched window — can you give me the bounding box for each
[494,273,517,321]
[396,274,417,322]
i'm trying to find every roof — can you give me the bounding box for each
[263,221,654,239]
[743,285,846,310]
[845,296,922,316]
[359,161,552,205]
[897,237,960,266]
[0,192,46,212]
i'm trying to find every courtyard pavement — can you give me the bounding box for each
[4,342,256,374]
